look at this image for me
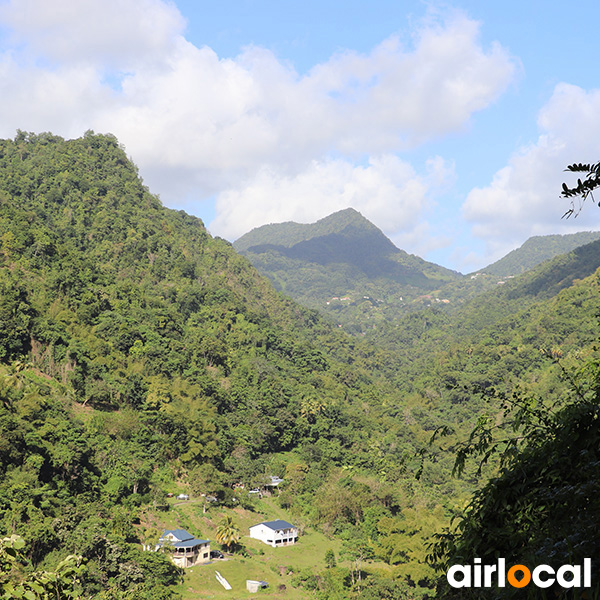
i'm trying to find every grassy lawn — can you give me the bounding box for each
[165,497,345,599]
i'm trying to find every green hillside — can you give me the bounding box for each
[0,132,456,598]
[0,132,598,599]
[236,212,600,334]
[235,209,460,332]
[480,231,600,276]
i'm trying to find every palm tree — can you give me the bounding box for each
[215,516,240,552]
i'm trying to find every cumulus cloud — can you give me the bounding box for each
[462,83,600,264]
[0,0,517,252]
[210,154,453,244]
[308,15,515,152]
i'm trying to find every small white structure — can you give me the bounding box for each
[249,520,298,548]
[215,571,232,590]
[266,475,283,489]
[247,580,269,593]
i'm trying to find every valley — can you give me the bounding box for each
[0,132,598,599]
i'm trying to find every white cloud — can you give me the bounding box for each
[462,83,600,265]
[0,0,516,250]
[307,15,515,152]
[0,0,185,68]
[210,154,449,244]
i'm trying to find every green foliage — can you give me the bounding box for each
[429,354,600,599]
[0,534,86,599]
[0,273,34,362]
[214,516,240,552]
[2,132,600,599]
[324,548,336,569]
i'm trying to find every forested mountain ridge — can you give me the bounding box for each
[373,239,600,394]
[0,132,410,597]
[0,132,473,598]
[480,230,600,276]
[0,132,423,465]
[234,209,461,332]
[235,209,600,333]
[234,207,388,252]
[436,234,600,334]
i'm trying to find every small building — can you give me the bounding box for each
[249,520,298,548]
[158,529,210,568]
[247,580,269,593]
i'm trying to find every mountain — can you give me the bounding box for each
[0,133,422,597]
[362,235,600,426]
[237,211,600,332]
[2,132,483,598]
[480,231,600,276]
[235,208,457,282]
[234,208,461,331]
[1,133,405,457]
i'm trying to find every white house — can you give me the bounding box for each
[158,529,210,568]
[249,520,298,548]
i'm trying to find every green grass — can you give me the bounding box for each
[167,497,345,600]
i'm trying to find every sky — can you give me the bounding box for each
[1,0,600,273]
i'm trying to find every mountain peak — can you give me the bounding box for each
[233,209,460,320]
[234,207,383,252]
[317,207,371,226]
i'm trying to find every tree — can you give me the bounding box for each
[428,353,600,599]
[561,161,600,217]
[215,516,240,552]
[324,548,336,569]
[0,534,86,599]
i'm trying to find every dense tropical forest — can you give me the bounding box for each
[0,131,598,599]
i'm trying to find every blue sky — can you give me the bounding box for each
[1,0,600,272]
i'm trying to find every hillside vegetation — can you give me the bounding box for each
[235,211,600,334]
[0,132,454,598]
[0,132,598,599]
[480,231,600,276]
[235,209,460,333]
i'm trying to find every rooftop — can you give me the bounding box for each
[251,519,295,531]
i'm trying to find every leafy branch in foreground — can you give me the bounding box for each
[561,161,600,218]
[426,352,600,598]
[419,380,557,481]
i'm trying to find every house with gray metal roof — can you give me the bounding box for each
[158,529,211,568]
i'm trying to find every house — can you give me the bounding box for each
[158,529,210,568]
[249,520,298,548]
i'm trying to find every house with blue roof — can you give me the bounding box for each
[249,520,298,548]
[158,529,211,568]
